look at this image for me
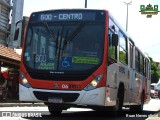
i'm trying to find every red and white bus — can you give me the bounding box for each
[19,9,151,114]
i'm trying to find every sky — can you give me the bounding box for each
[23,0,160,62]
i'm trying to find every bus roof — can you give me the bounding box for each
[31,8,105,14]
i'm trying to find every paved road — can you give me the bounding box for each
[0,98,159,120]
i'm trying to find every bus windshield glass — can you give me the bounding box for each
[23,11,105,72]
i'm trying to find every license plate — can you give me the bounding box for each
[48,97,63,103]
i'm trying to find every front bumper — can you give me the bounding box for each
[19,84,106,106]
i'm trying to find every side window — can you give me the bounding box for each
[135,49,140,72]
[129,42,133,68]
[140,54,144,75]
[108,29,116,60]
[144,59,146,76]
[149,62,151,80]
[118,31,127,65]
[135,49,145,74]
[145,59,150,79]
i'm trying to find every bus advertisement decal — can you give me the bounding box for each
[72,56,99,64]
[38,63,54,70]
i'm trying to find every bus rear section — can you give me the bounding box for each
[19,9,109,112]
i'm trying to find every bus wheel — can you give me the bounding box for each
[115,84,124,112]
[130,91,144,112]
[48,105,63,116]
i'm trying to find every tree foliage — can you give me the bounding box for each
[149,57,160,83]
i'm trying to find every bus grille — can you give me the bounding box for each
[33,91,80,102]
[29,73,89,81]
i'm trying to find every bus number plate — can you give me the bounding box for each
[48,97,63,103]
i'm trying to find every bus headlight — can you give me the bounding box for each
[84,74,103,91]
[20,72,31,88]
[91,80,98,87]
[22,78,28,84]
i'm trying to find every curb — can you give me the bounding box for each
[0,102,46,107]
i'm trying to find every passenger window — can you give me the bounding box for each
[135,49,140,72]
[118,31,127,65]
[108,29,116,60]
[140,54,144,74]
[129,42,133,68]
[135,48,144,74]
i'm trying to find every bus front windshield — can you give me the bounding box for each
[24,22,104,72]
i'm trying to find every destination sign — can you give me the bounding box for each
[29,10,106,22]
[38,12,96,21]
[40,13,83,21]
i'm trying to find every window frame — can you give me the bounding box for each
[118,31,128,65]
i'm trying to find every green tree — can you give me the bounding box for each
[149,57,160,83]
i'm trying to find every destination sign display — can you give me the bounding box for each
[40,13,84,21]
[39,12,95,21]
[30,10,105,22]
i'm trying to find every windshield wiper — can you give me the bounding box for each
[68,23,85,41]
[61,22,85,56]
[43,22,59,57]
[43,22,55,41]
[61,31,69,56]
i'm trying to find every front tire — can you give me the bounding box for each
[48,105,63,116]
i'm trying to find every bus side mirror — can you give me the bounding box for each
[112,34,118,46]
[14,28,19,41]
